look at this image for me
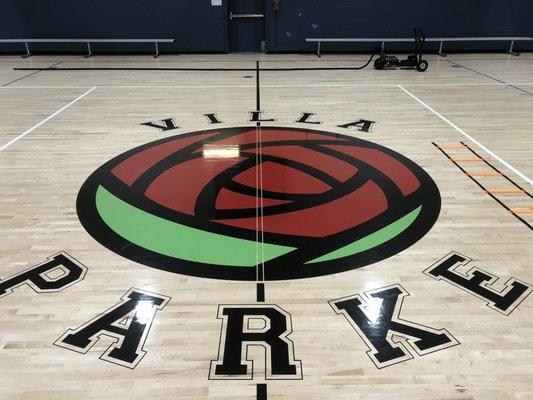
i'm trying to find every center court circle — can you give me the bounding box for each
[77,126,441,280]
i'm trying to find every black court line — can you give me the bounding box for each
[256,61,261,111]
[447,60,533,96]
[14,65,372,72]
[256,283,265,302]
[433,142,532,230]
[12,53,377,73]
[15,66,255,72]
[257,383,267,400]
[2,61,63,87]
[441,57,533,61]
[6,58,373,63]
[4,57,532,64]
[255,60,265,301]
[256,122,265,296]
[461,141,533,200]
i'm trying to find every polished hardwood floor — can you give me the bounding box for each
[0,53,532,399]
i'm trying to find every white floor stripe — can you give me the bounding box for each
[0,86,96,151]
[398,84,532,187]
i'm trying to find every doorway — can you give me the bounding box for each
[228,0,265,52]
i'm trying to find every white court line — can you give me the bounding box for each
[398,84,532,187]
[0,86,96,151]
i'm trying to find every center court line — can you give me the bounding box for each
[398,84,533,187]
[0,86,96,151]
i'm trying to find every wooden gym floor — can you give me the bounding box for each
[0,53,532,399]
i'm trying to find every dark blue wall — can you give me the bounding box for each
[1,0,531,54]
[0,0,229,53]
[266,0,533,52]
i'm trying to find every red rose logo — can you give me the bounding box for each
[77,127,440,280]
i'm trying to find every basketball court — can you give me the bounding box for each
[1,51,532,399]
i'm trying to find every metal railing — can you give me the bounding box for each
[0,38,175,58]
[305,37,533,57]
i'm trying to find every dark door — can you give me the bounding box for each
[228,0,265,52]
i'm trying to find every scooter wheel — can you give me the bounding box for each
[374,58,385,70]
[416,60,428,72]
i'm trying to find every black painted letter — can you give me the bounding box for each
[141,118,179,131]
[338,119,375,132]
[210,305,302,379]
[55,288,170,368]
[249,111,275,122]
[204,113,222,124]
[425,252,532,315]
[0,252,87,298]
[295,112,321,124]
[330,284,458,368]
